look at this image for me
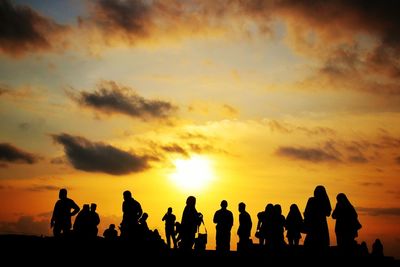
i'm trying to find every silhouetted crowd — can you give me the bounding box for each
[50,186,386,258]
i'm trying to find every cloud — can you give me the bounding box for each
[72,81,177,121]
[0,0,69,57]
[275,0,400,95]
[79,0,275,48]
[18,122,30,131]
[276,146,340,163]
[0,216,50,236]
[222,104,239,116]
[52,133,151,175]
[50,156,67,165]
[348,155,369,163]
[359,182,383,187]
[357,207,400,217]
[396,156,400,164]
[267,119,336,136]
[161,144,189,157]
[26,185,59,192]
[0,143,39,165]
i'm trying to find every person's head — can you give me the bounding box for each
[221,200,228,209]
[59,188,67,200]
[141,212,148,221]
[314,185,328,199]
[90,203,97,212]
[110,224,115,230]
[83,204,90,211]
[274,204,282,215]
[186,196,196,207]
[290,204,300,213]
[265,203,274,214]
[336,193,351,205]
[168,207,172,213]
[238,202,246,212]
[123,190,132,200]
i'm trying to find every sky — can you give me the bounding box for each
[0,0,400,258]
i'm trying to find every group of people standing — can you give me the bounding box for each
[50,185,379,257]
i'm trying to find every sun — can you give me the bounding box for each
[170,155,214,191]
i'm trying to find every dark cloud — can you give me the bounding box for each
[89,0,153,39]
[0,0,68,57]
[396,156,400,164]
[26,185,59,192]
[0,216,50,235]
[52,133,151,175]
[82,0,275,46]
[276,0,400,94]
[276,146,340,163]
[357,207,400,217]
[73,81,177,120]
[161,144,189,157]
[0,143,38,164]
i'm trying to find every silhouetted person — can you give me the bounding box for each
[50,188,80,238]
[237,202,252,253]
[303,185,331,255]
[73,204,91,238]
[213,200,234,253]
[285,204,303,247]
[271,204,286,250]
[359,241,369,257]
[89,203,100,238]
[120,190,142,240]
[180,196,202,251]
[162,207,177,249]
[103,224,118,240]
[139,212,150,232]
[256,203,274,247]
[332,193,361,255]
[371,239,384,258]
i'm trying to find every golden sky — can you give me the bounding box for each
[0,0,399,258]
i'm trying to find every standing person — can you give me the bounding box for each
[120,190,142,240]
[89,203,100,238]
[50,188,80,238]
[162,207,177,249]
[180,196,201,251]
[332,193,361,255]
[303,185,332,255]
[256,203,274,247]
[73,204,90,238]
[213,200,234,253]
[237,202,252,253]
[285,204,303,247]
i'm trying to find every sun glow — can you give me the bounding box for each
[170,155,214,191]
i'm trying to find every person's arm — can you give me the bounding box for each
[331,204,338,219]
[213,211,218,224]
[70,201,80,216]
[162,214,166,221]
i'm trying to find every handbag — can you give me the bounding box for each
[194,220,207,251]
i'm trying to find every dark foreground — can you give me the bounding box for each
[1,235,398,267]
